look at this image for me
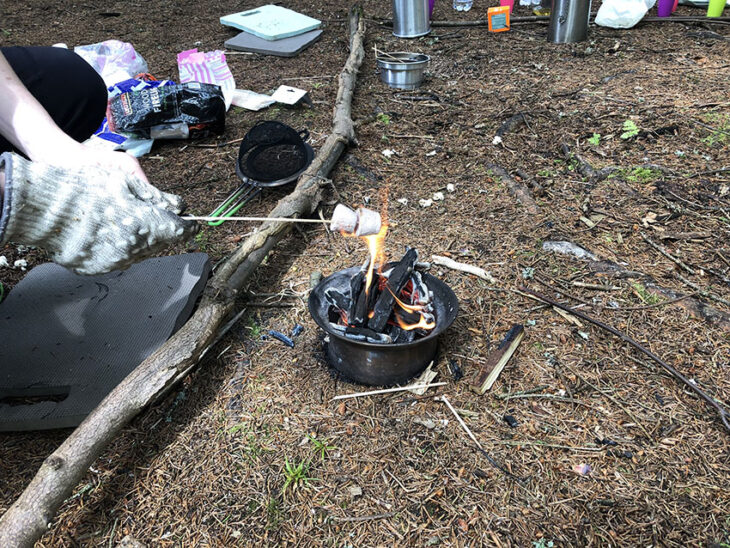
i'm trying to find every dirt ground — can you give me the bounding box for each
[2,0,730,546]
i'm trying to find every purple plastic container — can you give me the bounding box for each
[657,0,673,17]
[429,0,435,17]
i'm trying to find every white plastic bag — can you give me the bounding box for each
[74,40,148,87]
[595,0,656,28]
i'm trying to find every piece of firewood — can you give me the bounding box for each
[0,9,368,548]
[431,255,497,284]
[368,248,418,332]
[471,325,525,395]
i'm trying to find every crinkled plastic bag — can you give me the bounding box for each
[177,49,235,109]
[74,40,148,87]
[595,0,657,29]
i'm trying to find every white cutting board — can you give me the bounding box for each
[220,5,321,41]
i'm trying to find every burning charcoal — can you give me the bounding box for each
[324,288,349,310]
[352,283,370,327]
[336,325,392,344]
[348,271,366,325]
[330,203,357,233]
[368,248,419,333]
[412,271,431,305]
[328,306,341,324]
[395,329,416,344]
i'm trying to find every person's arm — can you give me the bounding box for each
[0,51,147,181]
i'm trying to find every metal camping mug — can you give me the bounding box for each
[547,0,592,43]
[393,0,431,38]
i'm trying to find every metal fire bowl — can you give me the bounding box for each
[308,266,459,386]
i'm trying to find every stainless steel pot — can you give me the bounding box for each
[548,0,592,43]
[376,53,430,90]
[393,0,431,38]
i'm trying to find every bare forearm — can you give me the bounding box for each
[0,52,70,161]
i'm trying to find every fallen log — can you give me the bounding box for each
[0,8,367,547]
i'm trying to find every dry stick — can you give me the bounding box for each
[675,273,730,308]
[0,9,368,547]
[331,383,447,401]
[439,396,522,481]
[519,286,730,434]
[640,232,696,275]
[432,255,497,284]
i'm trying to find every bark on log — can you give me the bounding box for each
[0,8,367,547]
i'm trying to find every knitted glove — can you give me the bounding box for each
[0,152,198,275]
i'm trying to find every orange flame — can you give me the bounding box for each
[395,312,436,331]
[363,224,388,295]
[388,286,427,313]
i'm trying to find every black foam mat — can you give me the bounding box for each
[0,253,210,431]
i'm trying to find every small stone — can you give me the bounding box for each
[446,183,455,192]
[348,485,363,498]
[0,256,9,268]
[432,192,445,201]
[419,199,433,208]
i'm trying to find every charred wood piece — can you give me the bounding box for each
[368,248,419,332]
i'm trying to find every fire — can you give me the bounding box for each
[362,224,388,294]
[388,286,427,313]
[395,312,436,331]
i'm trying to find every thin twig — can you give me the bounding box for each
[331,382,447,401]
[640,232,696,275]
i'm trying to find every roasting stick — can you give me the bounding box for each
[183,204,383,236]
[183,215,331,224]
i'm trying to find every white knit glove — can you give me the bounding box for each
[0,152,198,275]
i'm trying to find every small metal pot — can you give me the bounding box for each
[376,53,430,90]
[308,266,459,386]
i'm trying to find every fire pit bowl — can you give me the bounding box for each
[308,266,458,386]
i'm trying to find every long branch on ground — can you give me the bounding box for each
[0,8,366,547]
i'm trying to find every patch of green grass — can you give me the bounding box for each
[701,113,730,147]
[265,498,283,530]
[537,169,555,177]
[307,434,336,461]
[587,133,601,146]
[625,167,661,184]
[282,458,313,494]
[246,318,262,338]
[620,119,639,140]
[377,113,391,125]
[193,229,211,251]
[631,282,661,305]
[312,81,327,89]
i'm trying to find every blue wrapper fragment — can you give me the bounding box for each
[291,324,304,338]
[269,330,294,348]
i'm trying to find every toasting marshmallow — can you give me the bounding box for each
[355,207,382,236]
[330,204,382,236]
[330,204,358,233]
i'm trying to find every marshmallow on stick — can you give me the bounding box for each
[330,204,382,236]
[183,204,383,236]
